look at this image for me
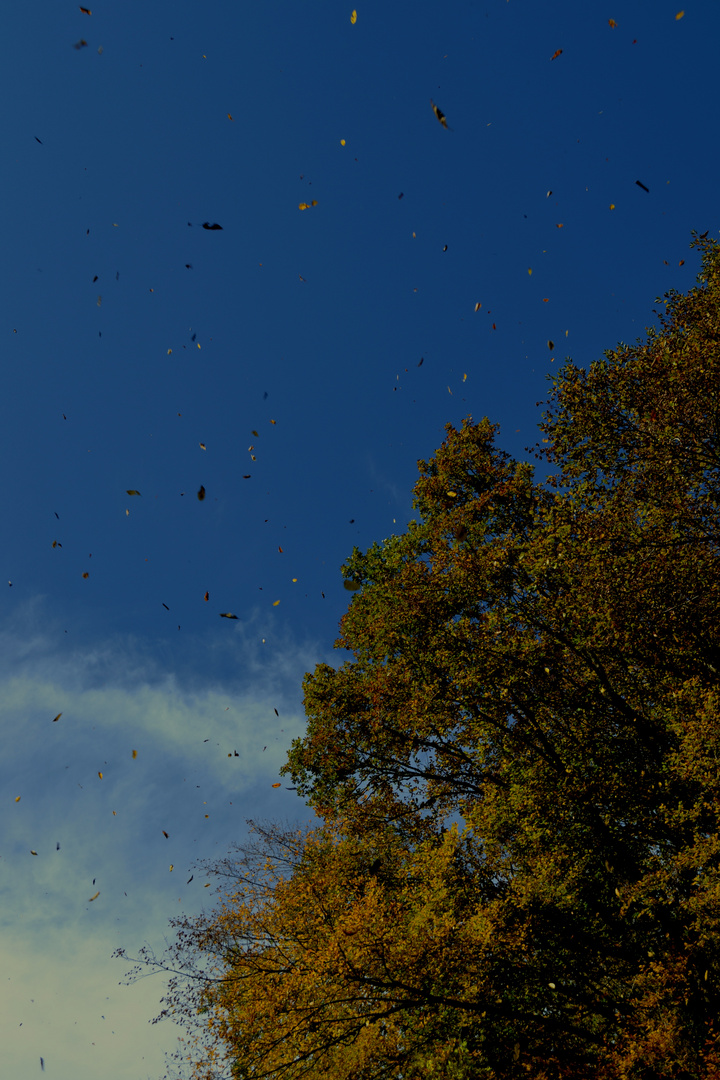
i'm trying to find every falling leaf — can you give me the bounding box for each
[555,223,564,228]
[162,603,170,611]
[98,771,103,779]
[73,39,88,49]
[228,114,234,121]
[204,591,209,601]
[15,796,21,802]
[80,5,92,12]
[608,18,617,28]
[132,749,137,759]
[270,419,277,424]
[474,302,482,312]
[202,223,223,230]
[199,443,206,450]
[163,830,169,838]
[278,546,283,553]
[197,485,206,501]
[187,875,194,884]
[220,613,239,619]
[679,259,685,266]
[636,180,650,193]
[82,572,89,579]
[350,9,357,23]
[273,600,280,606]
[528,268,532,275]
[430,100,449,128]
[550,49,562,60]
[340,139,346,145]
[89,891,100,901]
[97,296,102,306]
[548,340,554,350]
[31,850,38,855]
[271,782,282,788]
[610,203,615,209]
[53,713,62,723]
[298,203,311,210]
[126,490,142,496]
[675,10,684,19]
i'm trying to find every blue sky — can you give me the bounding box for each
[3,2,719,1077]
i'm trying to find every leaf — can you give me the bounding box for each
[202,223,223,230]
[73,39,88,49]
[199,443,206,450]
[132,749,137,759]
[53,713,62,722]
[163,830,169,838]
[475,302,482,312]
[126,490,142,496]
[271,782,282,788]
[31,850,38,856]
[548,340,555,350]
[608,18,617,28]
[98,771,103,779]
[89,891,100,901]
[636,180,650,193]
[220,613,239,619]
[197,485,206,501]
[15,795,21,802]
[430,99,449,128]
[350,9,357,23]
[550,48,563,60]
[204,591,209,601]
[298,203,311,210]
[82,572,89,579]
[675,10,684,18]
[79,5,92,12]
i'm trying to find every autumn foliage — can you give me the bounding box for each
[125,235,720,1079]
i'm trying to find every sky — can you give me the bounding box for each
[3,1,719,1077]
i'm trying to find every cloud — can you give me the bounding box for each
[2,599,325,1080]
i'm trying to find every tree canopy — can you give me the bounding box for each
[126,235,720,1080]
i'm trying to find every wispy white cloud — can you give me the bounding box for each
[1,600,326,1080]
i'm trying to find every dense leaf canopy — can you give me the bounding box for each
[130,235,720,1080]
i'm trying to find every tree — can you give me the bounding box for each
[126,235,720,1079]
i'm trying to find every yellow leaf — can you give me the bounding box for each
[270,418,277,424]
[474,302,482,311]
[550,49,562,60]
[340,139,346,145]
[610,203,615,209]
[271,782,282,788]
[608,18,617,28]
[132,749,137,759]
[53,713,62,722]
[98,771,103,779]
[126,489,142,496]
[273,600,280,606]
[350,9,357,23]
[15,795,21,802]
[220,612,239,619]
[89,891,100,901]
[675,10,684,18]
[199,442,206,450]
[31,850,38,856]
[298,203,311,210]
[430,99,449,128]
[528,268,532,275]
